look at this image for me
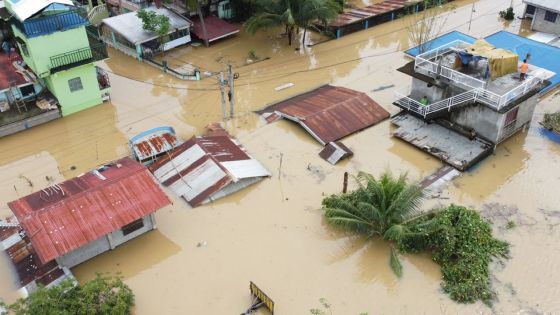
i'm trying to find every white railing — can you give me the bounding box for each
[395,74,544,117]
[88,4,108,26]
[413,40,546,110]
[395,89,478,117]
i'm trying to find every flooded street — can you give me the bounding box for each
[2,0,560,313]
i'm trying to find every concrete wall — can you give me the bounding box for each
[45,63,102,116]
[449,93,539,144]
[410,78,445,102]
[450,103,505,143]
[497,94,539,143]
[531,7,560,35]
[56,215,156,268]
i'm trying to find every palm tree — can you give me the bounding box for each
[245,0,340,46]
[322,171,425,276]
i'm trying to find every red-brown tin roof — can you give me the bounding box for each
[329,0,419,27]
[258,85,390,145]
[149,131,270,207]
[7,157,171,263]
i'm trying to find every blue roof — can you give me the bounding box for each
[484,31,560,94]
[404,31,475,57]
[405,31,560,93]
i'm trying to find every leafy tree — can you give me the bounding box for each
[0,274,134,315]
[137,9,171,52]
[322,171,424,276]
[245,0,341,46]
[398,205,509,304]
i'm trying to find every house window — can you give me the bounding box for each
[68,77,83,92]
[526,5,535,15]
[544,10,558,23]
[122,218,145,236]
[504,107,519,127]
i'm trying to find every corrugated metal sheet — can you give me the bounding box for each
[1,224,66,287]
[9,0,74,21]
[150,133,270,207]
[258,85,390,145]
[130,126,181,163]
[8,157,171,263]
[329,0,418,27]
[319,141,353,165]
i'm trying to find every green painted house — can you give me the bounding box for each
[5,0,110,116]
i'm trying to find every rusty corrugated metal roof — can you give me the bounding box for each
[319,141,353,165]
[1,224,66,287]
[130,126,181,163]
[258,85,390,145]
[328,0,418,27]
[149,131,270,207]
[8,157,171,263]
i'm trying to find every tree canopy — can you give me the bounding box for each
[322,171,509,304]
[244,0,341,45]
[136,9,170,38]
[0,274,134,315]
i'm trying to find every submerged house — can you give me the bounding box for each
[5,0,111,116]
[523,0,560,36]
[149,127,270,207]
[3,157,171,293]
[393,39,552,170]
[100,5,192,59]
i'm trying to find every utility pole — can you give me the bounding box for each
[228,64,234,118]
[218,72,227,119]
[468,2,475,32]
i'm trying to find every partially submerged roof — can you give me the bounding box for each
[8,157,171,263]
[130,126,181,164]
[523,0,560,11]
[7,0,74,21]
[149,129,270,207]
[1,223,69,287]
[101,6,192,45]
[191,15,239,43]
[319,141,353,165]
[258,85,390,145]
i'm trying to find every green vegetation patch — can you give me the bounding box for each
[541,112,560,133]
[0,274,134,315]
[322,171,509,305]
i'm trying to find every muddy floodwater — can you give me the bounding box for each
[1,0,560,313]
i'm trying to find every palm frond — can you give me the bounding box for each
[389,246,403,277]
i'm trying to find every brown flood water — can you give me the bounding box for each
[2,0,560,313]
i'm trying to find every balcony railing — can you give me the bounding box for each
[49,34,108,74]
[50,47,94,73]
[413,40,546,110]
[13,8,89,38]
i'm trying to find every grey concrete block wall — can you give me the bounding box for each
[410,78,445,102]
[450,104,504,143]
[56,215,156,268]
[531,7,560,35]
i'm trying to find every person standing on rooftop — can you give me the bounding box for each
[520,59,529,81]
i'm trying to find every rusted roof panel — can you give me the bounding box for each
[328,0,419,27]
[150,130,270,207]
[130,126,181,163]
[258,85,390,145]
[1,224,66,287]
[8,157,171,263]
[319,141,354,165]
